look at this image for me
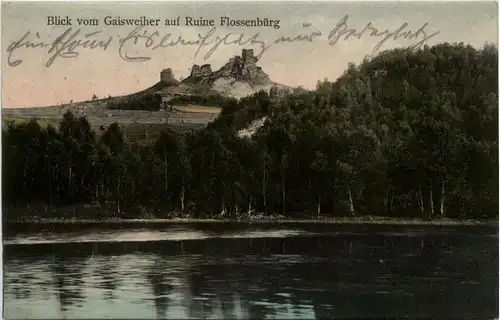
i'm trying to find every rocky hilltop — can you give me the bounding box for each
[144,49,287,99]
[184,49,271,86]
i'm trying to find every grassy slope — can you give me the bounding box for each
[2,115,203,143]
[173,106,222,114]
[2,100,221,144]
[1,78,222,144]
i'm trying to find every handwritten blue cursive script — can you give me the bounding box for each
[118,26,271,62]
[328,15,441,54]
[5,15,440,68]
[7,28,113,68]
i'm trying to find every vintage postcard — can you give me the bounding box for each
[2,1,498,319]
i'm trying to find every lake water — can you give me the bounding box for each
[3,223,498,319]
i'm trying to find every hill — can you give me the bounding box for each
[2,49,291,141]
[2,43,497,222]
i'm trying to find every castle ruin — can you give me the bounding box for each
[242,49,255,61]
[190,65,201,77]
[160,68,177,84]
[200,64,213,77]
[182,48,270,86]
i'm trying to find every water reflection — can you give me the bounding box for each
[4,225,499,319]
[148,271,168,318]
[97,258,121,301]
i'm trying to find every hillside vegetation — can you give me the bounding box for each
[105,91,237,111]
[2,43,497,221]
[106,94,164,111]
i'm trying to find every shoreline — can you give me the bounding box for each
[5,217,498,227]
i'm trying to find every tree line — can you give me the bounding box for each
[106,91,238,111]
[167,92,238,109]
[2,43,497,220]
[106,94,163,111]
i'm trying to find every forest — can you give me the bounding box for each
[2,43,498,221]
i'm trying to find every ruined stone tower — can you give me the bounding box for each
[242,49,255,61]
[190,65,201,77]
[160,68,175,83]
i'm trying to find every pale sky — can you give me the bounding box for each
[1,1,498,108]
